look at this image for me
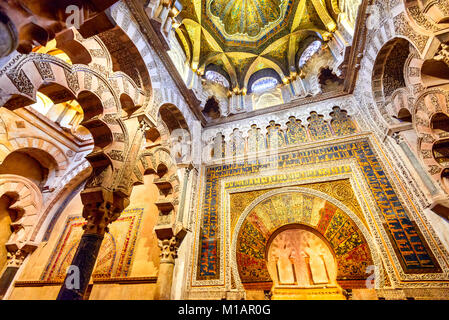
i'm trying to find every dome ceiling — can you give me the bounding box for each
[207,0,293,44]
[176,0,359,89]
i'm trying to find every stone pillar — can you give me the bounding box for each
[57,116,151,300]
[57,200,117,300]
[176,165,193,223]
[155,236,180,300]
[0,250,26,299]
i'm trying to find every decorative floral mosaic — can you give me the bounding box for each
[41,208,144,281]
[236,192,373,284]
[197,139,441,281]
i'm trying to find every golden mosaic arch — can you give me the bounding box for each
[230,187,384,291]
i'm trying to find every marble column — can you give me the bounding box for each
[391,131,438,195]
[0,250,26,299]
[57,202,116,300]
[155,236,180,300]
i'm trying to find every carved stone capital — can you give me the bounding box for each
[391,132,405,145]
[137,114,155,131]
[82,201,119,236]
[6,249,27,268]
[157,237,180,264]
[156,223,187,263]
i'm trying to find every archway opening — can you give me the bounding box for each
[202,97,221,120]
[421,59,449,89]
[372,38,411,107]
[267,225,338,289]
[318,67,344,92]
[431,112,449,134]
[0,151,52,189]
[397,108,412,122]
[432,139,449,166]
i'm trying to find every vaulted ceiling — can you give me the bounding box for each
[176,0,346,89]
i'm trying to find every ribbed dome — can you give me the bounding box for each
[208,0,289,40]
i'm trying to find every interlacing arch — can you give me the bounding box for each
[0,53,132,199]
[404,0,449,31]
[57,28,149,113]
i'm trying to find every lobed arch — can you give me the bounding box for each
[157,103,193,165]
[230,187,384,291]
[201,97,221,120]
[406,0,449,26]
[53,29,93,66]
[414,89,449,190]
[371,37,413,124]
[420,56,449,90]
[0,53,129,190]
[388,88,414,121]
[0,174,43,253]
[96,25,152,92]
[55,27,148,109]
[155,87,196,131]
[158,103,190,133]
[207,106,359,160]
[403,2,442,34]
[135,146,182,239]
[110,2,161,97]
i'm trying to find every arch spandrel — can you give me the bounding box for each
[232,189,381,289]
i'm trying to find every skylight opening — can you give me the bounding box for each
[251,77,279,93]
[298,40,322,68]
[205,71,230,88]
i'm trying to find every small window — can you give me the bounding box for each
[251,77,278,93]
[205,71,230,88]
[298,40,322,68]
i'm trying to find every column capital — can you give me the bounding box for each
[137,114,156,131]
[82,201,119,236]
[6,249,27,268]
[156,223,187,263]
[158,236,180,264]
